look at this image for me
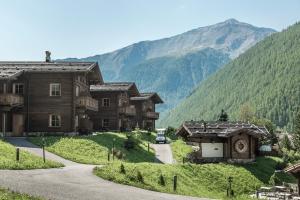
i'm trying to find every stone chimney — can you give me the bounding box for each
[45,51,51,62]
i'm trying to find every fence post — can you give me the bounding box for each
[108,150,110,161]
[227,176,233,197]
[173,175,177,191]
[42,145,46,163]
[147,142,150,152]
[16,148,20,161]
[42,134,46,163]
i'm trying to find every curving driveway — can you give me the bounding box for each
[0,138,206,200]
[151,143,174,164]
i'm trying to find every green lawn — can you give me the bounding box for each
[94,157,296,200]
[0,140,63,170]
[170,140,192,163]
[28,132,156,164]
[0,188,42,200]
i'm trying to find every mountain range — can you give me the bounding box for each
[159,22,300,130]
[59,19,275,115]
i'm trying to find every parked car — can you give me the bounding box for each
[155,128,167,144]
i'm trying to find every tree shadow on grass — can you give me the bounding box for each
[240,156,296,184]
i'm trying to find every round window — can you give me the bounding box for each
[235,139,248,153]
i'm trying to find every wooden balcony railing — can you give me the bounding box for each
[119,106,136,116]
[144,111,159,119]
[76,96,98,111]
[0,93,24,107]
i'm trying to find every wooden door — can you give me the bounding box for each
[12,114,24,136]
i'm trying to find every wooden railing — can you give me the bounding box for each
[76,96,98,111]
[119,106,136,116]
[144,111,159,119]
[0,93,24,106]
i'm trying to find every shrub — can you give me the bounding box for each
[137,171,144,183]
[124,136,135,150]
[120,163,126,174]
[165,126,177,140]
[269,173,281,186]
[112,149,125,160]
[281,148,300,163]
[159,174,165,186]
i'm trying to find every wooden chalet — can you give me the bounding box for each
[89,82,140,131]
[285,163,300,195]
[176,121,269,163]
[130,92,163,131]
[0,53,102,136]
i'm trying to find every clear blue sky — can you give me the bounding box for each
[0,0,299,60]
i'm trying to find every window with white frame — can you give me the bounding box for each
[50,83,61,96]
[102,98,110,107]
[49,114,61,127]
[102,119,109,127]
[13,83,24,95]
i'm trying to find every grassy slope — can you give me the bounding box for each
[160,23,300,130]
[0,188,42,200]
[170,140,192,163]
[28,132,156,164]
[0,140,63,169]
[94,157,296,200]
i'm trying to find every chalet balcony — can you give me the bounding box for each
[76,96,98,111]
[144,111,159,119]
[119,106,136,116]
[0,93,24,107]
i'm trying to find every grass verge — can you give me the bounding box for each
[28,132,156,164]
[170,140,192,163]
[0,188,42,200]
[0,140,63,169]
[94,157,296,200]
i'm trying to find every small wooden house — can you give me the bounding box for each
[176,121,269,163]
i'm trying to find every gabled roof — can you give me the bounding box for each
[90,82,140,96]
[0,61,103,83]
[176,121,269,139]
[284,163,300,177]
[130,92,163,104]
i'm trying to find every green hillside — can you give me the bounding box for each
[160,22,300,130]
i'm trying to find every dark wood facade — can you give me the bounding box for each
[176,121,269,163]
[89,84,163,131]
[130,93,163,131]
[0,61,102,136]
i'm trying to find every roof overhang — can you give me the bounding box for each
[284,163,300,178]
[87,63,103,84]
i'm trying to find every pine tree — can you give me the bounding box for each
[218,109,229,122]
[281,134,292,151]
[292,111,300,151]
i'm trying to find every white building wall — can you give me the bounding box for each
[201,143,224,158]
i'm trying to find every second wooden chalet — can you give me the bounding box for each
[89,82,140,131]
[130,93,163,131]
[176,121,269,163]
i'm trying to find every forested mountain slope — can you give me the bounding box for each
[159,22,300,130]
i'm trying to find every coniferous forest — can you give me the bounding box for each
[160,22,300,131]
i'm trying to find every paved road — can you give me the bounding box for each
[0,138,206,200]
[151,144,174,164]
